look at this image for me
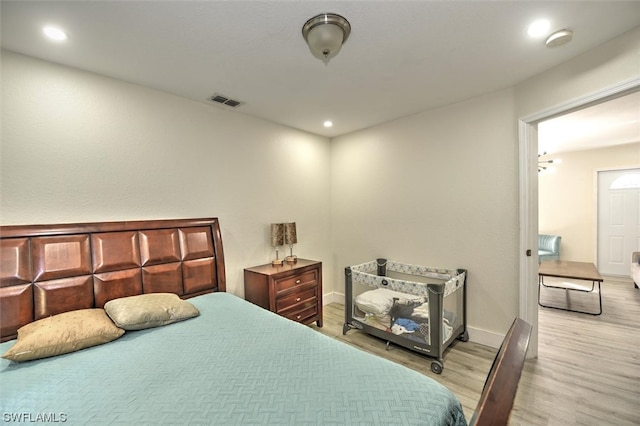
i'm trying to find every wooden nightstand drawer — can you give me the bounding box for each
[276,285,317,312]
[275,269,317,293]
[280,304,317,323]
[244,259,322,327]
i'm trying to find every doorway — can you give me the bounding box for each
[597,167,640,276]
[518,77,640,357]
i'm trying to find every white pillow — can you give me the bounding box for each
[354,288,422,316]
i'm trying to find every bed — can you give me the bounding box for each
[344,259,467,374]
[0,218,530,425]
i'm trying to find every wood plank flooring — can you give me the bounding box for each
[310,276,640,425]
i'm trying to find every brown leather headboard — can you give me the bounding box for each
[0,218,226,342]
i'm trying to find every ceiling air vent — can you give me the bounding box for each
[209,93,243,108]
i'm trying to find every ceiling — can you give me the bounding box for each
[2,1,640,143]
[538,90,640,155]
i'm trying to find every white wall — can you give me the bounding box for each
[332,89,519,342]
[0,50,333,297]
[539,142,640,263]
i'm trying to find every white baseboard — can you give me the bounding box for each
[323,291,503,349]
[323,291,345,306]
[467,327,503,349]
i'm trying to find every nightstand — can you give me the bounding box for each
[244,259,322,327]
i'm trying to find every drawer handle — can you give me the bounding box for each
[295,279,301,284]
[296,297,301,302]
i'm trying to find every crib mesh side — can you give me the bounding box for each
[350,260,459,297]
[443,272,465,343]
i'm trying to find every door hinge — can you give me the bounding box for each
[526,249,532,257]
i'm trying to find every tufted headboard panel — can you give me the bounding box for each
[0,218,226,342]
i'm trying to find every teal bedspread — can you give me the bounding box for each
[0,293,467,425]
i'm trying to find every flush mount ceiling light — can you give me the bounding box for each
[546,29,573,48]
[302,13,351,64]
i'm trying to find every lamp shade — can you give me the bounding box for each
[306,24,344,61]
[302,13,351,64]
[271,223,285,247]
[284,222,297,245]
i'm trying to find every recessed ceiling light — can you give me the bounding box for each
[43,26,68,41]
[323,120,333,128]
[527,19,550,38]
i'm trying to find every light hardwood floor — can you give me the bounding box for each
[311,276,640,425]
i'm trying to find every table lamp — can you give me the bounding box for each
[271,223,285,266]
[284,222,298,263]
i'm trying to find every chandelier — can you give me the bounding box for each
[538,152,560,172]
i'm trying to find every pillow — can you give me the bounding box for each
[354,288,423,316]
[2,309,124,362]
[104,293,200,330]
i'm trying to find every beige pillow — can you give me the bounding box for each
[104,293,200,330]
[2,309,124,362]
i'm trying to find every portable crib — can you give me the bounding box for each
[343,259,467,374]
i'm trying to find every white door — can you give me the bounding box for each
[597,168,640,276]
